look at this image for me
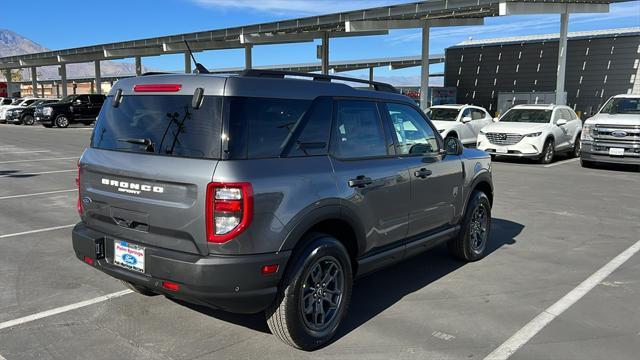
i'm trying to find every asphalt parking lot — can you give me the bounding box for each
[0,123,638,360]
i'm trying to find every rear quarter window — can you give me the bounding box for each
[91,95,223,159]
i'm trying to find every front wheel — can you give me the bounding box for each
[448,191,492,261]
[538,139,555,164]
[55,115,69,128]
[266,233,353,351]
[571,136,581,158]
[22,115,35,126]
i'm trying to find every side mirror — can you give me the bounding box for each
[444,137,464,156]
[556,119,568,126]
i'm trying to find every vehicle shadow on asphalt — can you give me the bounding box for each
[0,170,37,178]
[170,218,523,341]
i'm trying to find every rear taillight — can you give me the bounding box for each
[76,163,83,216]
[206,182,253,243]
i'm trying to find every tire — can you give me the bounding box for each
[121,280,158,296]
[448,191,492,262]
[571,135,581,158]
[22,115,35,126]
[55,114,70,128]
[266,233,353,351]
[537,138,555,164]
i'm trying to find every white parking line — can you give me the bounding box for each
[0,157,78,164]
[0,224,75,239]
[0,290,133,331]
[0,169,75,178]
[544,158,579,168]
[0,189,76,200]
[484,239,640,360]
[0,150,50,155]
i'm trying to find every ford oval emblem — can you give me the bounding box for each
[611,130,628,138]
[122,254,137,265]
[82,196,92,206]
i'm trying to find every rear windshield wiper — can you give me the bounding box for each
[117,138,155,152]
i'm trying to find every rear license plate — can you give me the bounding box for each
[114,241,145,273]
[496,147,508,154]
[609,148,624,156]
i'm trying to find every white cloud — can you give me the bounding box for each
[190,0,408,15]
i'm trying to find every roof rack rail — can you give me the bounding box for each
[239,69,399,94]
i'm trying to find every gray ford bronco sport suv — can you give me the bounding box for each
[72,70,493,350]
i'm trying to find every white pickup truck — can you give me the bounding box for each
[580,94,640,167]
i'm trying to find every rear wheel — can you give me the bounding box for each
[266,233,352,350]
[571,136,581,158]
[448,191,492,262]
[55,114,69,128]
[121,280,158,296]
[538,138,555,164]
[22,115,35,126]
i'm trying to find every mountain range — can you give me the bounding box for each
[0,29,144,81]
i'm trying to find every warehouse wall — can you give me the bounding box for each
[445,33,640,117]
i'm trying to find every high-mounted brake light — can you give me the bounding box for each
[206,182,253,244]
[76,163,83,216]
[133,84,182,92]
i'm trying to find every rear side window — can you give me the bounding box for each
[331,100,388,159]
[286,97,332,157]
[227,97,311,159]
[91,95,223,159]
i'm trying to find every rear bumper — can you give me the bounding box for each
[72,223,290,314]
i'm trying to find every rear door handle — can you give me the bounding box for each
[414,168,432,179]
[348,175,373,188]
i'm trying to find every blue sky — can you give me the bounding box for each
[2,0,639,84]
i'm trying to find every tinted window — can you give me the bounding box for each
[331,100,387,159]
[22,99,37,106]
[384,103,439,155]
[500,109,552,123]
[77,95,90,103]
[427,107,459,121]
[90,95,105,104]
[227,97,311,159]
[287,97,332,157]
[92,95,223,159]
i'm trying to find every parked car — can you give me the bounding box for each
[35,94,105,128]
[426,104,493,146]
[580,94,640,168]
[7,99,60,125]
[72,70,494,350]
[477,104,582,164]
[0,97,39,123]
[0,97,14,107]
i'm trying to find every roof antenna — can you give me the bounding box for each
[184,41,210,74]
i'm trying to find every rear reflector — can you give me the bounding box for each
[162,281,180,292]
[83,256,94,265]
[261,264,279,275]
[76,164,83,216]
[133,84,182,92]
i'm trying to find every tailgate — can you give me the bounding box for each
[80,148,216,255]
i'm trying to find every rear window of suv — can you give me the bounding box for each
[91,95,223,159]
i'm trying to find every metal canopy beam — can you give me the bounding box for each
[19,58,60,67]
[163,40,241,52]
[346,18,484,32]
[58,53,106,63]
[498,2,609,15]
[240,30,388,44]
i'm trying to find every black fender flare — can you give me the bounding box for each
[461,170,493,219]
[278,203,366,258]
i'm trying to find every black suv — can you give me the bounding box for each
[72,71,493,350]
[36,94,106,128]
[7,99,60,125]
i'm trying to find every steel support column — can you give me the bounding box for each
[94,60,102,94]
[556,11,569,105]
[420,24,430,109]
[369,67,374,86]
[321,32,329,75]
[60,64,68,97]
[55,82,60,97]
[244,45,253,70]
[30,67,38,98]
[135,56,142,76]
[184,52,192,74]
[40,83,45,97]
[4,70,13,97]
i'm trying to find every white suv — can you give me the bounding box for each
[427,104,493,146]
[0,97,39,123]
[477,104,582,164]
